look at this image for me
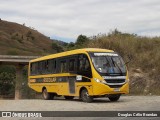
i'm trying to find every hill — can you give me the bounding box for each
[0,19,64,55]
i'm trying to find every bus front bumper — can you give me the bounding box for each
[92,82,129,96]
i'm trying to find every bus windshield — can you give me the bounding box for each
[90,52,126,74]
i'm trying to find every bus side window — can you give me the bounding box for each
[38,62,42,74]
[85,59,90,70]
[78,54,92,78]
[48,59,54,73]
[32,62,37,75]
[79,55,84,71]
[78,54,91,71]
[69,58,76,72]
[35,62,38,75]
[60,60,67,73]
[54,60,57,73]
[42,60,48,74]
[41,61,45,74]
[30,63,34,75]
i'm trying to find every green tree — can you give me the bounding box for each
[52,42,64,52]
[0,66,15,96]
[21,66,37,99]
[67,42,75,50]
[75,34,89,46]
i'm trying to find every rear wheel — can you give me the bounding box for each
[64,96,74,100]
[81,89,93,103]
[42,89,54,100]
[108,94,121,102]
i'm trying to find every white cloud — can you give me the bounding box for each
[1,0,160,42]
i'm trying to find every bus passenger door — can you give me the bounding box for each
[68,55,78,94]
[68,77,76,94]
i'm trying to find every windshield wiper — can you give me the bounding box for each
[110,57,122,74]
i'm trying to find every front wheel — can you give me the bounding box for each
[108,94,121,102]
[81,89,93,103]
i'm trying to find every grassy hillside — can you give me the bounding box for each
[86,30,160,95]
[0,20,63,55]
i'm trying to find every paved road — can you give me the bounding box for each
[0,96,160,120]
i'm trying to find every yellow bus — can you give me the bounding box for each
[28,48,129,102]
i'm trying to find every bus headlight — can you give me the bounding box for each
[94,78,107,84]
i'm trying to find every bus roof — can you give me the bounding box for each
[30,48,114,62]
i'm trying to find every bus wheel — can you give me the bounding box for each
[64,96,74,100]
[81,89,93,103]
[42,89,53,100]
[108,94,121,102]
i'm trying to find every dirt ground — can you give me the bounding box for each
[0,96,159,120]
[0,96,160,111]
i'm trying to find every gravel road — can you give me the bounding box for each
[0,96,160,120]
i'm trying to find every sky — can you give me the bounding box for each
[1,0,160,42]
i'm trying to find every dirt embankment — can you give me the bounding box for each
[129,68,160,95]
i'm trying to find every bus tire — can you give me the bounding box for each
[81,89,93,103]
[108,94,121,102]
[64,96,74,100]
[42,89,53,100]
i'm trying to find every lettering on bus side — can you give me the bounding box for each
[43,77,56,82]
[30,79,36,83]
[32,77,57,83]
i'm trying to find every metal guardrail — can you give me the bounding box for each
[0,55,40,63]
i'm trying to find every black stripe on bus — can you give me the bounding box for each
[31,76,91,83]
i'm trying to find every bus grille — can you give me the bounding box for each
[104,79,125,84]
[108,85,123,88]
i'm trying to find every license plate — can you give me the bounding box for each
[114,88,120,92]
